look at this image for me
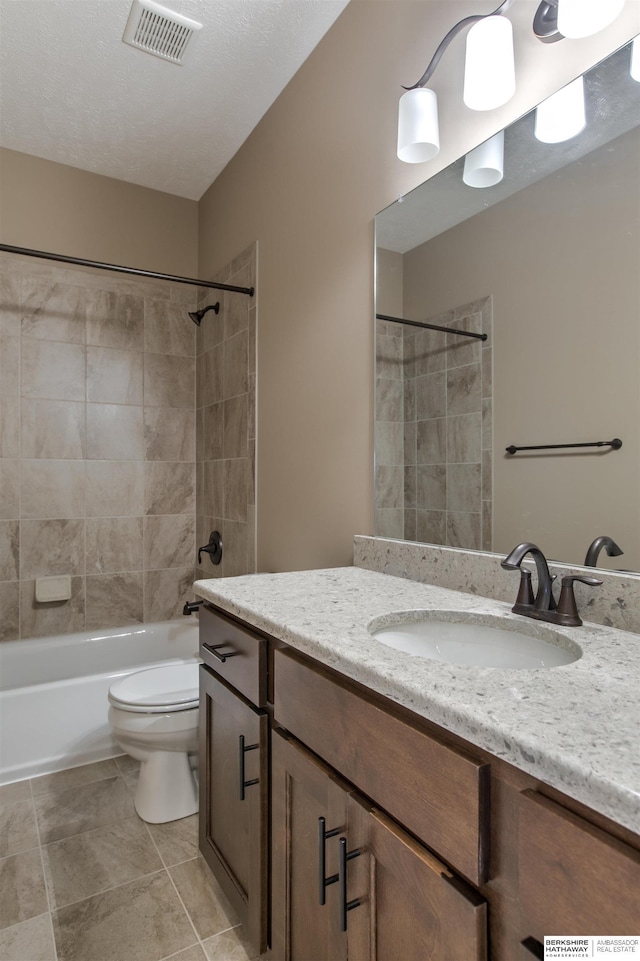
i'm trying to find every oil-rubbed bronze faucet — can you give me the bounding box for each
[501,542,602,627]
[584,535,623,567]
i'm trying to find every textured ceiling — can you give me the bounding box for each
[0,0,349,200]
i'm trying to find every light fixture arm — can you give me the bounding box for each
[402,0,515,90]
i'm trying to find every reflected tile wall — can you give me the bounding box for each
[195,244,257,583]
[0,252,198,640]
[374,296,493,550]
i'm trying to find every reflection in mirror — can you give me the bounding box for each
[375,41,640,573]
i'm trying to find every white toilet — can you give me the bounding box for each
[108,661,200,824]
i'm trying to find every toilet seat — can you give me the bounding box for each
[108,662,199,713]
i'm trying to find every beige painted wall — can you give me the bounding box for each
[0,148,197,276]
[402,128,640,570]
[198,0,640,573]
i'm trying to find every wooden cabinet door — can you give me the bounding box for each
[346,797,488,961]
[271,730,350,961]
[199,666,268,952]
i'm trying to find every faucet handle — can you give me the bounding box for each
[555,575,603,627]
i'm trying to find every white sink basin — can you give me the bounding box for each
[368,611,581,669]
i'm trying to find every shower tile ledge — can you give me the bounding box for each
[194,565,640,836]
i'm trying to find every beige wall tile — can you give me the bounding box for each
[144,300,195,357]
[446,413,481,465]
[85,572,144,629]
[0,460,19,518]
[21,400,85,460]
[21,279,85,344]
[223,285,249,341]
[20,519,84,578]
[143,568,194,621]
[374,466,403,511]
[20,577,85,639]
[87,347,143,405]
[414,327,447,376]
[20,460,85,519]
[222,331,248,400]
[200,306,224,355]
[447,463,482,513]
[85,461,144,517]
[0,332,19,396]
[202,460,223,518]
[144,407,195,462]
[0,397,20,457]
[86,290,144,351]
[416,418,446,466]
[415,371,446,421]
[374,421,403,467]
[417,465,447,511]
[404,466,416,510]
[86,405,144,461]
[144,462,195,516]
[219,520,248,577]
[200,347,223,408]
[447,511,481,550]
[416,509,446,544]
[376,378,403,424]
[202,403,223,461]
[143,515,195,570]
[248,307,256,376]
[0,581,19,641]
[446,363,481,417]
[21,341,85,402]
[223,395,247,459]
[86,517,143,574]
[223,460,248,523]
[0,266,21,336]
[144,354,194,408]
[446,313,482,369]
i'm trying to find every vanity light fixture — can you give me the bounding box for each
[534,75,586,143]
[398,0,627,164]
[463,130,505,187]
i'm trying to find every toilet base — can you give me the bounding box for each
[133,750,198,823]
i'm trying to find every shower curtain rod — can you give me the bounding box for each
[376,313,487,341]
[0,243,255,297]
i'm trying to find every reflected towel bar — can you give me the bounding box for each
[0,243,255,296]
[376,312,487,341]
[506,438,622,455]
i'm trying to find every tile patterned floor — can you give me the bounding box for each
[0,757,262,961]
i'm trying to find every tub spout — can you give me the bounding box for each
[584,536,623,567]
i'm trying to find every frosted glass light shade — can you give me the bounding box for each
[534,76,586,143]
[463,16,515,111]
[463,130,505,187]
[557,0,625,38]
[397,87,440,163]
[631,35,640,81]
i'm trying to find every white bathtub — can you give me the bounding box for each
[0,619,200,785]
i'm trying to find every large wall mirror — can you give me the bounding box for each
[374,40,640,574]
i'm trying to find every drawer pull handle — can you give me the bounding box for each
[203,642,240,664]
[338,837,361,932]
[239,735,260,801]
[318,817,340,905]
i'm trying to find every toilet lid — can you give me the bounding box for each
[109,662,199,712]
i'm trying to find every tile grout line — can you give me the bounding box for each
[141,818,203,951]
[28,775,59,961]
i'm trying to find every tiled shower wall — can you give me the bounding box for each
[194,243,257,584]
[0,251,198,640]
[375,296,493,551]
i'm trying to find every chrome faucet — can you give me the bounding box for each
[501,542,556,614]
[501,541,602,626]
[584,535,623,568]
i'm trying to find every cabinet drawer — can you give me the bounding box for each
[274,648,489,885]
[519,790,640,937]
[199,605,267,707]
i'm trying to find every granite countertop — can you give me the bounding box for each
[193,566,640,835]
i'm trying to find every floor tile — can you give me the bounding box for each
[0,912,56,961]
[0,847,48,930]
[43,815,163,908]
[202,925,258,960]
[35,775,134,843]
[169,857,239,941]
[113,753,140,775]
[148,813,199,866]
[30,758,120,797]
[0,798,38,858]
[52,870,196,961]
[0,781,31,805]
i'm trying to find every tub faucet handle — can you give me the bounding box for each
[198,530,223,566]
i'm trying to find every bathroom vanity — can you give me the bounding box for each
[194,566,640,960]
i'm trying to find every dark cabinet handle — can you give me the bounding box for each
[318,817,340,905]
[521,938,544,959]
[238,735,259,801]
[338,837,361,932]
[202,642,239,664]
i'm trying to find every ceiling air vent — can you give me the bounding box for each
[123,0,202,65]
